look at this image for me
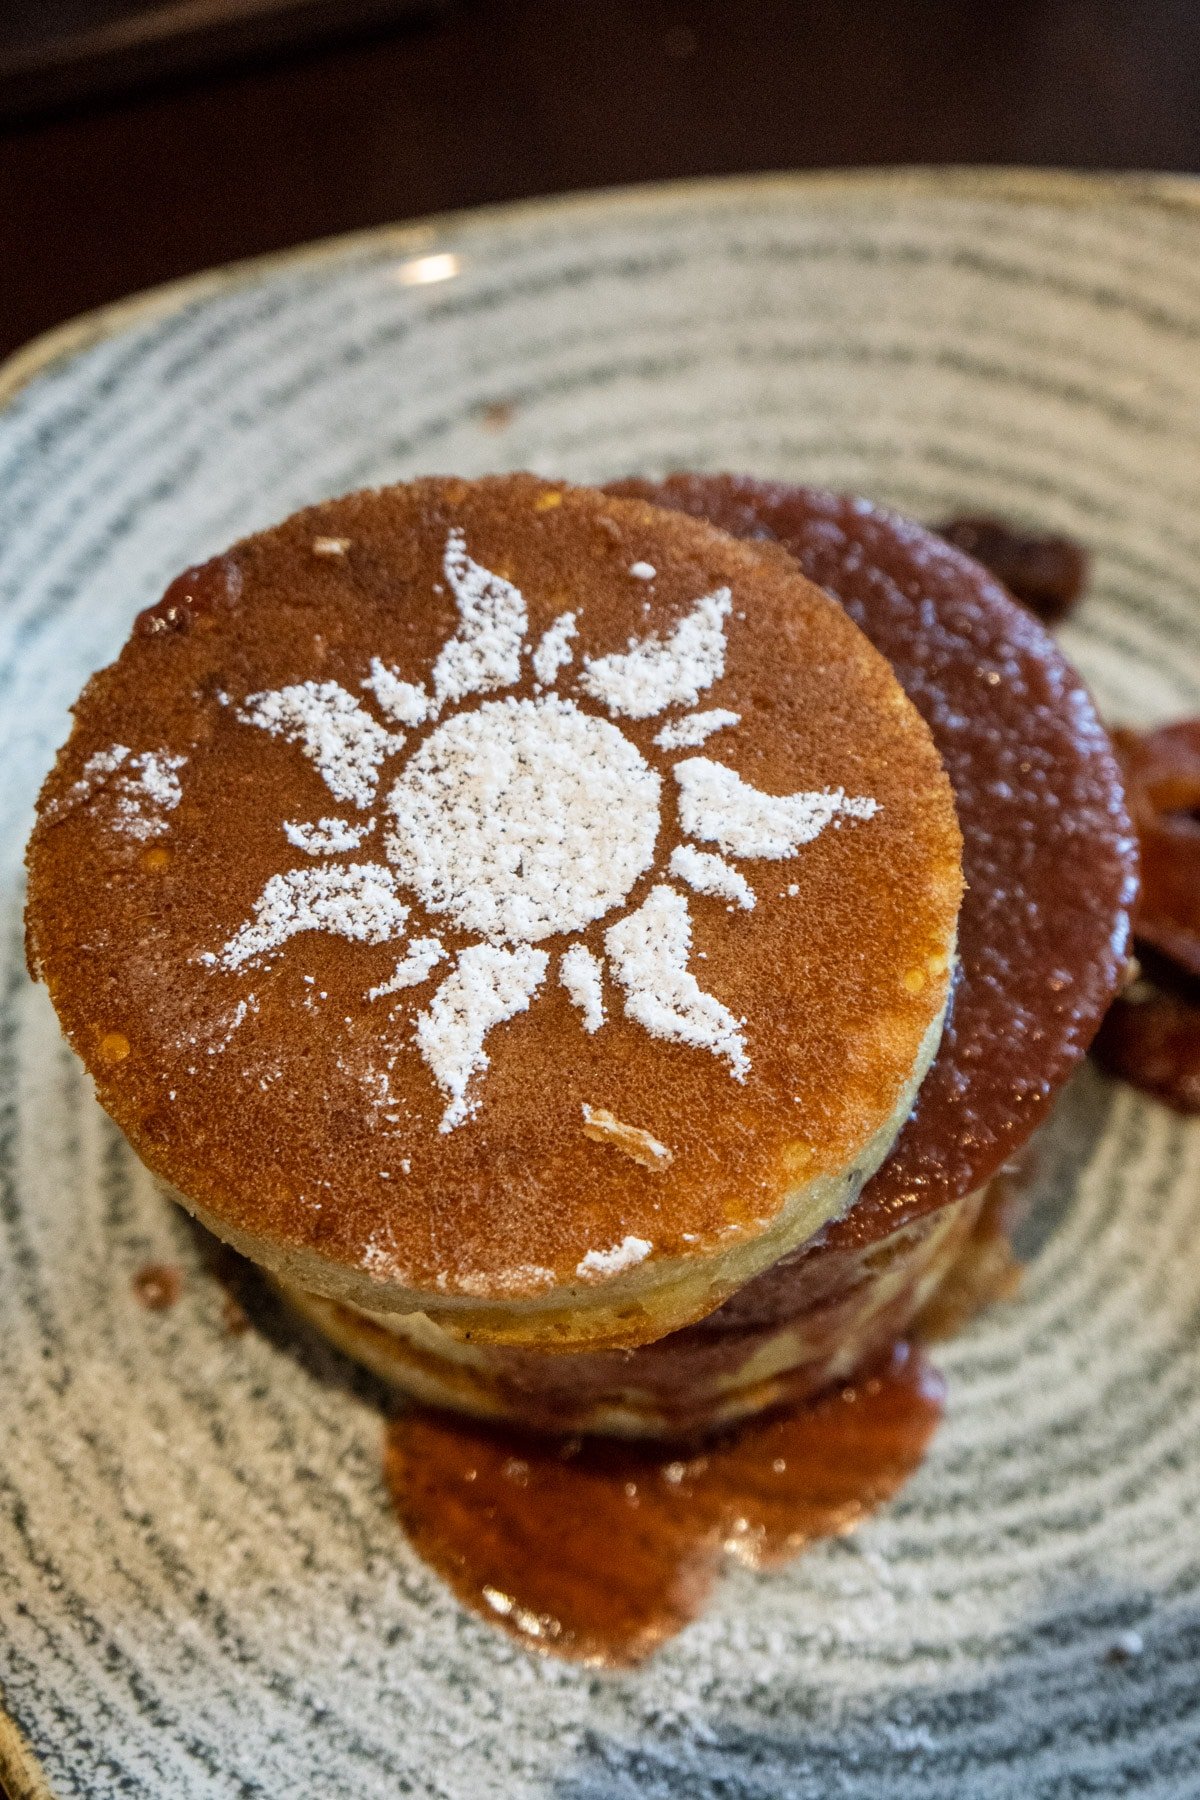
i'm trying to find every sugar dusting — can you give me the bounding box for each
[415,944,548,1130]
[66,744,187,838]
[576,1229,655,1276]
[218,864,409,968]
[605,884,749,1077]
[363,658,431,726]
[367,937,446,1000]
[580,587,733,719]
[283,816,375,854]
[674,756,879,858]
[559,945,605,1032]
[654,708,741,750]
[240,682,401,808]
[119,750,186,827]
[198,533,874,1123]
[385,696,660,944]
[670,844,756,910]
[76,744,131,787]
[532,611,577,685]
[432,528,527,708]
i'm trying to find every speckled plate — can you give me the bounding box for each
[2,170,1199,1800]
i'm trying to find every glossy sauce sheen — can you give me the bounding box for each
[612,478,1137,1252]
[385,1344,943,1666]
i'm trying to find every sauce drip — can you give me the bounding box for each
[133,552,242,636]
[384,1343,943,1666]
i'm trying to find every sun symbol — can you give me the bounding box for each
[208,528,879,1131]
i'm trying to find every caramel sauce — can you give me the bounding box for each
[1092,961,1200,1115]
[910,1169,1028,1341]
[384,1343,943,1666]
[1113,721,1200,978]
[133,553,241,636]
[131,1262,182,1310]
[1089,721,1200,1114]
[933,514,1088,623]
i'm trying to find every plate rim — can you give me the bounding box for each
[1,165,1198,413]
[2,159,1198,1800]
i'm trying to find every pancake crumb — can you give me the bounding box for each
[581,1104,672,1171]
[311,536,351,556]
[1105,1629,1145,1664]
[221,1292,250,1334]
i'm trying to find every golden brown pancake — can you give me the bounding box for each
[26,476,961,1349]
[273,1187,983,1437]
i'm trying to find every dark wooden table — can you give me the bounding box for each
[2,0,1199,362]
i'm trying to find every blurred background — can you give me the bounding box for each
[2,0,1199,360]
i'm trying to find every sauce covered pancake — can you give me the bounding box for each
[26,476,962,1349]
[612,477,1137,1250]
[279,481,1134,1437]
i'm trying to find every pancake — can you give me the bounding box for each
[26,475,962,1351]
[273,480,1136,1436]
[273,1186,983,1437]
[611,477,1138,1248]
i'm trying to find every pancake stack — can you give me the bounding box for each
[25,474,1136,1436]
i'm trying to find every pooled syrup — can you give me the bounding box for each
[384,1342,943,1666]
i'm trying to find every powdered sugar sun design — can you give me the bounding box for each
[197,528,880,1131]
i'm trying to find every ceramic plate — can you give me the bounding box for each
[2,170,1199,1799]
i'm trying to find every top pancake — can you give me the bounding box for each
[26,476,961,1345]
[612,476,1138,1266]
